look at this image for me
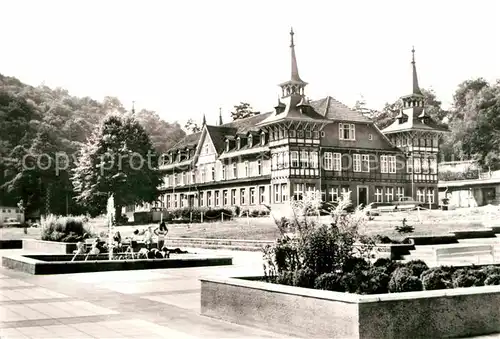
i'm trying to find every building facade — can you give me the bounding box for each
[156,31,447,211]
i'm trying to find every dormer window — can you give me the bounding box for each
[248,135,253,148]
[236,137,241,150]
[261,132,266,146]
[226,139,230,152]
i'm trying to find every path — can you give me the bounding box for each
[0,248,292,339]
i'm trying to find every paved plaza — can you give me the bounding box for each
[0,248,292,339]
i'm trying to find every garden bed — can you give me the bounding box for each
[201,275,500,338]
[2,253,232,275]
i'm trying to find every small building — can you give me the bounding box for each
[438,161,500,207]
[0,206,25,226]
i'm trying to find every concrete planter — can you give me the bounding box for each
[201,276,500,339]
[22,239,77,254]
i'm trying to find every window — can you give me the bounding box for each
[244,161,249,177]
[289,130,296,137]
[417,188,425,202]
[414,158,421,173]
[291,151,299,167]
[250,187,255,205]
[259,186,265,204]
[221,165,226,180]
[407,158,413,173]
[339,123,355,140]
[341,186,350,198]
[305,130,312,138]
[272,154,277,169]
[427,188,435,203]
[236,137,241,149]
[181,172,185,185]
[294,183,304,201]
[385,187,394,202]
[211,166,215,181]
[430,158,437,174]
[333,153,341,171]
[313,130,319,139]
[166,195,171,208]
[283,152,289,168]
[200,166,206,182]
[361,154,370,172]
[310,152,318,168]
[281,183,288,202]
[223,190,228,205]
[300,150,309,168]
[207,191,212,206]
[232,163,237,178]
[396,187,404,200]
[380,155,388,173]
[257,160,262,175]
[274,184,280,203]
[199,192,204,207]
[422,157,429,173]
[297,130,304,138]
[388,156,396,173]
[261,132,266,146]
[225,140,230,152]
[174,194,179,208]
[240,188,246,205]
[231,189,236,206]
[375,187,383,203]
[324,152,333,170]
[248,135,253,148]
[277,153,284,169]
[329,186,339,202]
[420,138,425,147]
[432,136,438,147]
[353,154,361,172]
[215,191,220,206]
[368,134,373,141]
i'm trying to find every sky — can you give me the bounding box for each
[1,0,499,126]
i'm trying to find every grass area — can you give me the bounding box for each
[1,205,499,242]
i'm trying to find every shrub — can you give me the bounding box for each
[480,265,500,276]
[394,218,414,234]
[388,267,423,293]
[343,257,370,274]
[421,268,453,290]
[314,272,343,292]
[292,268,317,288]
[41,214,93,243]
[276,271,294,286]
[452,268,485,288]
[484,274,500,286]
[404,260,429,277]
[373,258,402,275]
[360,266,391,294]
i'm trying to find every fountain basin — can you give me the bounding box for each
[2,253,232,275]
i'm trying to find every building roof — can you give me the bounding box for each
[169,113,272,152]
[382,107,450,134]
[309,96,372,123]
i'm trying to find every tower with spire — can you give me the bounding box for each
[382,47,449,202]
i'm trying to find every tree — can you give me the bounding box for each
[231,102,259,121]
[184,118,201,134]
[72,115,162,217]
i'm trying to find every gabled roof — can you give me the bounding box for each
[382,107,450,134]
[168,113,271,153]
[309,96,371,123]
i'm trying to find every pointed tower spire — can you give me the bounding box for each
[218,108,223,126]
[411,46,422,95]
[202,113,206,126]
[290,27,302,83]
[279,28,308,98]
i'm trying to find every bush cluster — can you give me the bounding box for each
[261,191,500,295]
[41,214,95,243]
[163,207,234,223]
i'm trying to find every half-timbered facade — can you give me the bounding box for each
[155,31,447,210]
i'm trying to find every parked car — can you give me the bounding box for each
[392,197,423,210]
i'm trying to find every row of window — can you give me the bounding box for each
[163,160,265,187]
[272,151,319,169]
[1,209,21,214]
[392,136,439,148]
[164,186,268,208]
[374,187,435,203]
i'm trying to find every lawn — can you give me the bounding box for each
[1,205,499,242]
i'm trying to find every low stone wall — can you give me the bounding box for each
[22,239,77,254]
[3,253,232,275]
[200,276,500,339]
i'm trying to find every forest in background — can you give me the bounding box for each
[0,73,185,217]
